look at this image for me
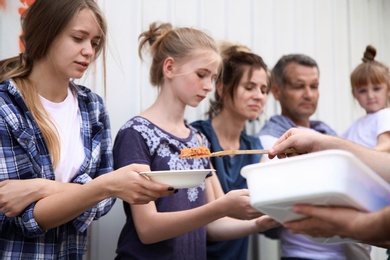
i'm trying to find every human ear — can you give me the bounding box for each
[163,57,175,79]
[216,83,224,97]
[271,84,281,100]
[352,88,358,99]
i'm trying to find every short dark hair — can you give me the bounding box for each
[272,54,319,87]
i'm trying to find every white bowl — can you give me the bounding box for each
[241,149,390,243]
[140,169,214,189]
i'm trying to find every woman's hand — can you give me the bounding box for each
[108,164,177,205]
[0,179,48,217]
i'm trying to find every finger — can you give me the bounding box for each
[269,130,299,156]
[292,205,333,220]
[257,216,280,231]
[142,180,176,193]
[136,172,175,192]
[276,153,287,159]
[139,183,177,201]
[239,189,250,196]
[134,189,177,204]
[127,163,150,173]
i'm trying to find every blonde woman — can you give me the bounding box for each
[0,1,174,258]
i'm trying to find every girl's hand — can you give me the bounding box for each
[221,189,262,219]
[0,179,48,217]
[109,164,177,205]
[234,206,263,220]
[255,215,280,232]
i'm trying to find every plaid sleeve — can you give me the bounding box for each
[0,102,48,237]
[71,173,116,232]
[13,203,46,237]
[70,91,116,232]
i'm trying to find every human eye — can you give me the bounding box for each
[91,36,101,48]
[357,88,367,94]
[91,40,100,48]
[373,85,383,92]
[211,75,217,83]
[72,35,83,43]
[243,83,253,91]
[197,69,211,79]
[197,72,206,79]
[261,85,268,94]
[291,83,304,89]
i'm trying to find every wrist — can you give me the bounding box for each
[33,179,54,199]
[213,195,231,217]
[373,207,390,242]
[92,172,116,198]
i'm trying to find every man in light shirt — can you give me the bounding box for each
[257,54,371,260]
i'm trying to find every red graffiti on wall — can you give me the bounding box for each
[18,0,35,52]
[19,0,34,15]
[0,0,6,10]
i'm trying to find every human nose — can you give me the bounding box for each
[303,86,314,98]
[367,89,375,98]
[203,79,214,92]
[253,87,266,100]
[81,42,94,57]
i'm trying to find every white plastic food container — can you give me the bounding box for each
[241,149,390,243]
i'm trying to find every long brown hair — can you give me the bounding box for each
[0,0,107,168]
[207,42,269,118]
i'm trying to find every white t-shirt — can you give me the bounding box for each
[40,88,85,182]
[342,107,390,148]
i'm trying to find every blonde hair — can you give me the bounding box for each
[138,22,220,87]
[0,0,108,169]
[350,45,390,93]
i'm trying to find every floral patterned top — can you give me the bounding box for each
[113,116,211,260]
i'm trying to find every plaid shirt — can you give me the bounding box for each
[0,79,115,259]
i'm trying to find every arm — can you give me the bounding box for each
[208,170,263,220]
[0,179,80,217]
[283,204,390,245]
[1,165,174,236]
[205,165,279,241]
[131,175,279,244]
[206,215,279,241]
[33,163,175,231]
[268,128,390,182]
[375,131,390,152]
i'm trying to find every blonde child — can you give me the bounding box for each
[113,22,278,259]
[342,45,390,152]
